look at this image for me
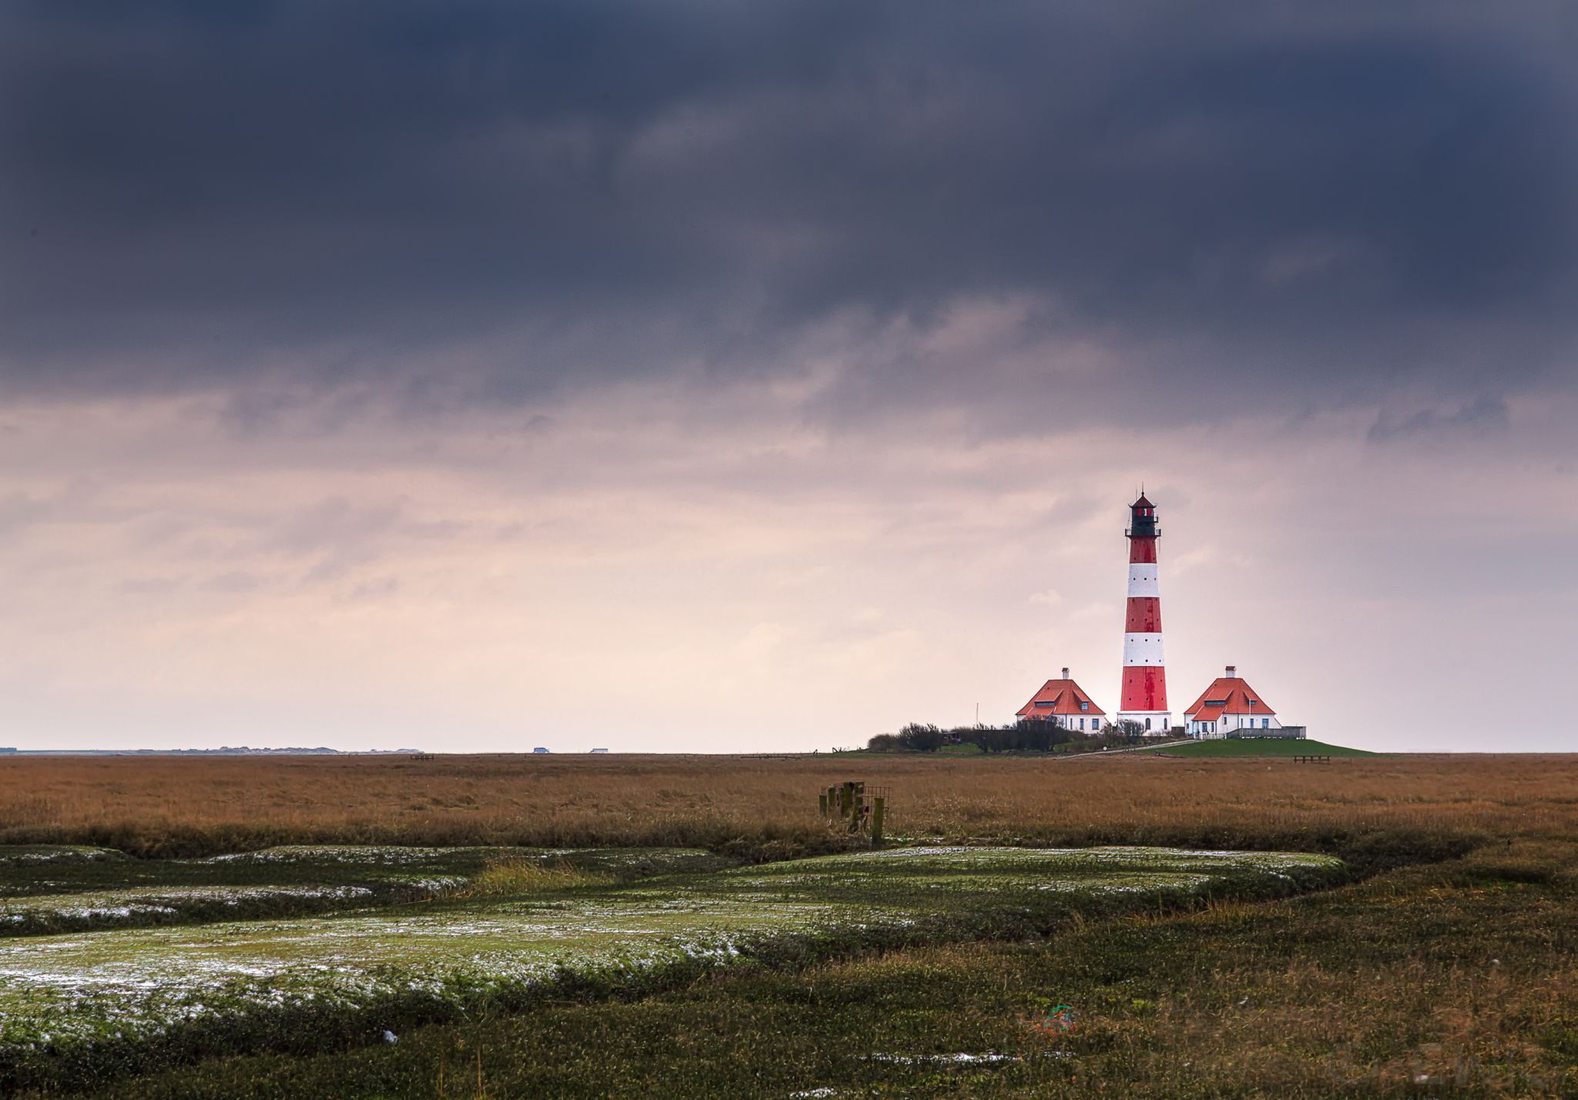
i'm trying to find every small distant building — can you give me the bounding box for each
[589,747,609,754]
[1016,668,1107,733]
[1183,665,1294,738]
[532,747,550,754]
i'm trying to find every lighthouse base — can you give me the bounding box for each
[1116,711,1173,737]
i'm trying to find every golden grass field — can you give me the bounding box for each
[1,750,1574,857]
[3,750,1577,1097]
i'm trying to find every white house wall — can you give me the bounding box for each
[1186,713,1284,738]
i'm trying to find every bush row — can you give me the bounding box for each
[867,721,1179,754]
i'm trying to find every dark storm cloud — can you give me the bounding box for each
[3,1,1575,416]
[1366,394,1510,443]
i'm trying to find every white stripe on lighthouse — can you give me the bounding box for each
[1122,632,1166,665]
[1126,563,1159,597]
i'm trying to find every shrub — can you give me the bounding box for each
[895,724,946,753]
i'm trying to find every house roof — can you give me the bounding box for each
[1182,675,1277,722]
[1016,678,1107,720]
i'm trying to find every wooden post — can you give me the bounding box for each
[871,796,885,846]
[818,792,828,817]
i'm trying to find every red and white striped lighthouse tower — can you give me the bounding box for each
[1117,493,1171,736]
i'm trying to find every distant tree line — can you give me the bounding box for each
[866,719,1161,754]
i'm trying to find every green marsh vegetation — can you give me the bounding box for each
[0,846,1341,1093]
[92,838,1576,1099]
[0,845,731,936]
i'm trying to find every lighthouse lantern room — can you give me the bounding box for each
[1117,493,1172,736]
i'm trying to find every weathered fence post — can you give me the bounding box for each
[816,780,890,846]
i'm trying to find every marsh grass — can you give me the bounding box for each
[3,752,1576,1096]
[76,839,1578,1100]
[0,845,727,937]
[0,752,1561,871]
[0,847,1340,1094]
[458,857,614,898]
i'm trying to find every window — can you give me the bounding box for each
[1262,718,1270,729]
[1079,701,1089,711]
[1144,717,1152,730]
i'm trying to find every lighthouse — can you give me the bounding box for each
[1117,493,1171,735]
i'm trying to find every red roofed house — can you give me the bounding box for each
[1183,665,1285,738]
[1016,668,1107,733]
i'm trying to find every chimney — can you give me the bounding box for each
[1225,665,1237,678]
[1061,667,1070,680]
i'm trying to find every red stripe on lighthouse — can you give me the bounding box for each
[1125,596,1162,633]
[1122,666,1168,711]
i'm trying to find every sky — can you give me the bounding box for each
[2,1,1575,753]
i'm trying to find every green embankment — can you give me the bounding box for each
[1153,737,1376,758]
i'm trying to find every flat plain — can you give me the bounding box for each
[0,751,1574,1097]
[0,750,1568,855]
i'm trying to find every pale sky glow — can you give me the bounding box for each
[2,3,1575,752]
[2,380,1572,752]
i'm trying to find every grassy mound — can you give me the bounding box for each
[1154,738,1376,758]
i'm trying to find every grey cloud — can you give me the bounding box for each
[0,491,53,535]
[1366,394,1510,443]
[200,570,263,594]
[265,498,406,555]
[344,576,402,602]
[261,496,466,583]
[116,575,185,596]
[3,1,1575,423]
[0,480,126,535]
